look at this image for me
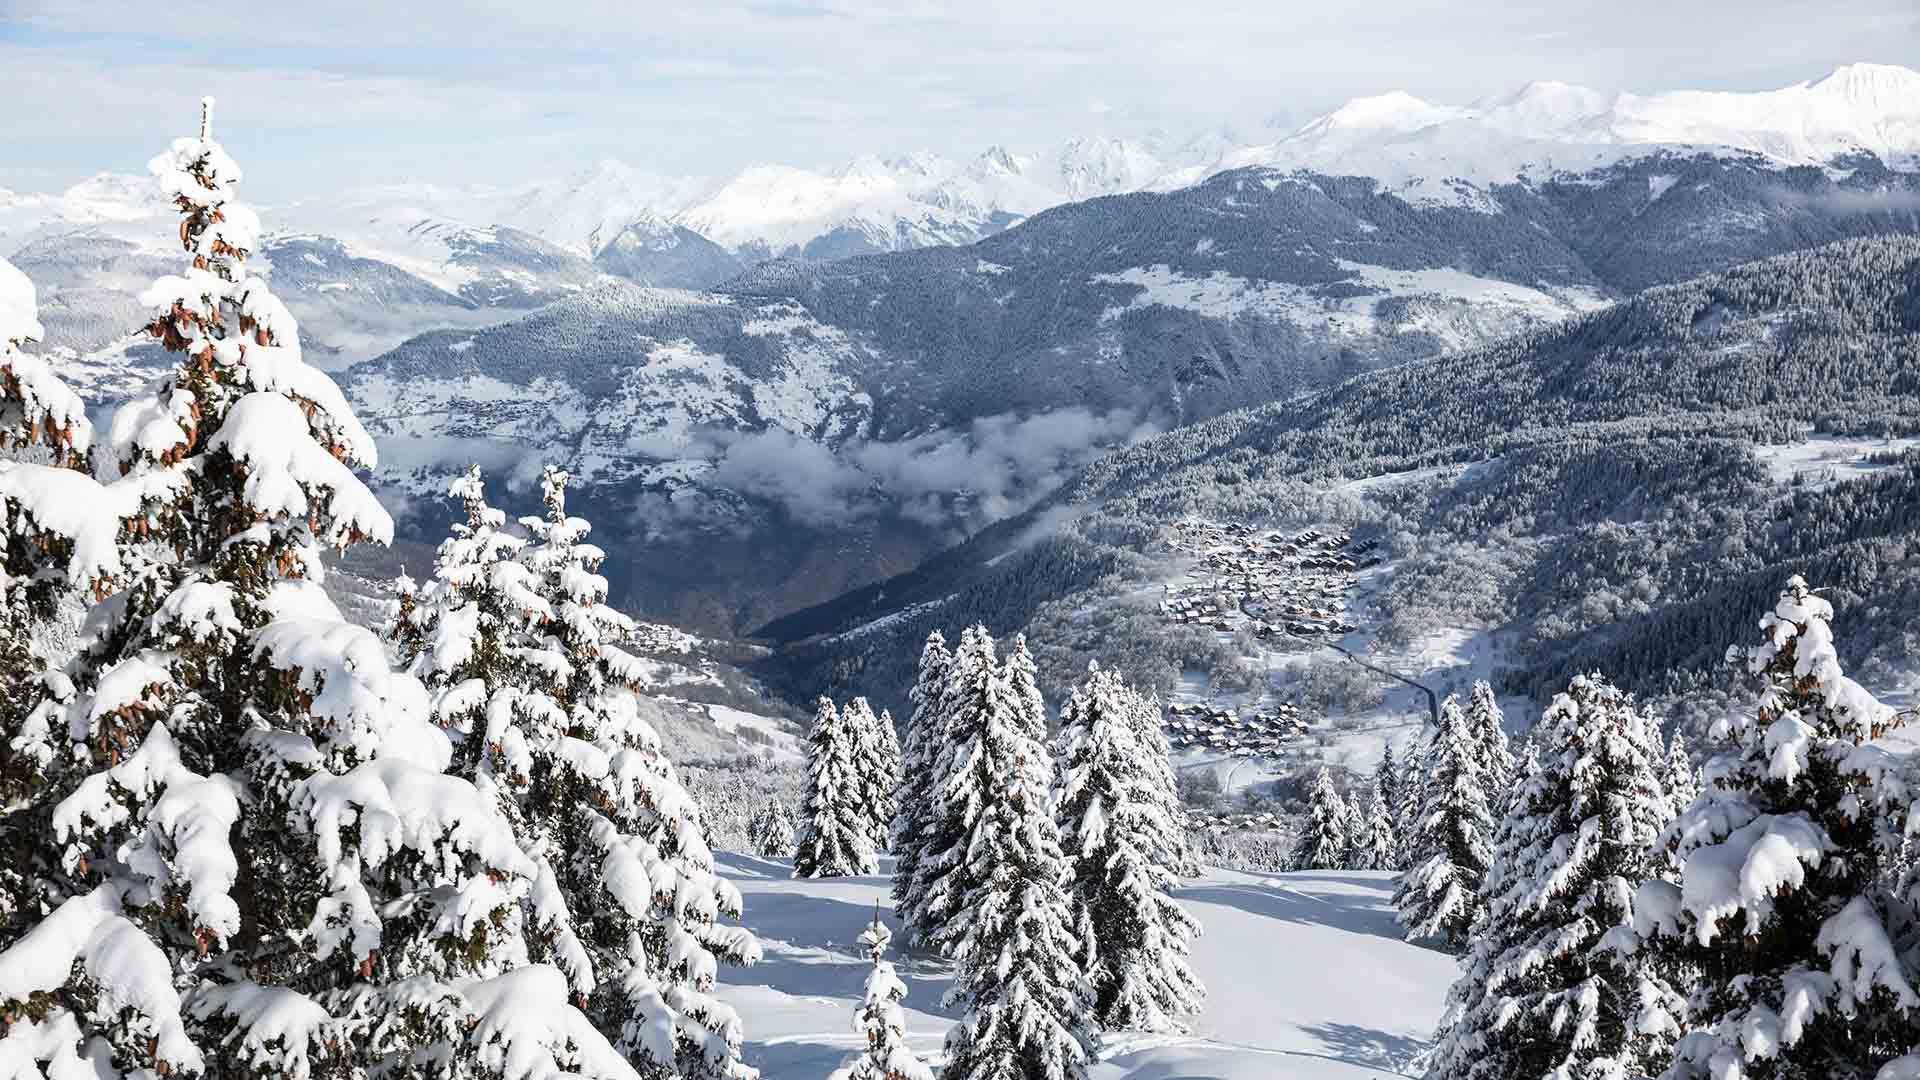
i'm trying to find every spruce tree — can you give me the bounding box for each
[1339,790,1369,870]
[1376,740,1404,830]
[933,630,1092,1080]
[395,464,762,1077]
[1427,673,1682,1080]
[1465,680,1514,796]
[843,697,898,855]
[796,697,878,878]
[1636,577,1917,1080]
[0,255,91,934]
[1293,767,1350,871]
[829,910,934,1080]
[1362,781,1397,872]
[748,798,795,857]
[1054,662,1205,1034]
[1395,728,1433,872]
[1662,729,1699,818]
[1395,695,1495,950]
[0,103,679,1078]
[892,630,951,939]
[1121,687,1203,880]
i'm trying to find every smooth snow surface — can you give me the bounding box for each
[0,256,43,344]
[713,854,1452,1078]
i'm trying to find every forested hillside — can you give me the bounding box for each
[347,156,1920,633]
[760,236,1920,719]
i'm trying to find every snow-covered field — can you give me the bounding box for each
[714,854,1453,1079]
[1751,435,1920,489]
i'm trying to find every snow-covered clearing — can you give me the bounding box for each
[1092,262,1608,350]
[1752,435,1920,489]
[714,854,1453,1079]
[706,703,807,763]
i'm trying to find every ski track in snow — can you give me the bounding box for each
[713,853,1453,1078]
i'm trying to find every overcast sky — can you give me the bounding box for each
[2,1,1915,200]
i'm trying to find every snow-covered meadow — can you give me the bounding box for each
[714,856,1452,1079]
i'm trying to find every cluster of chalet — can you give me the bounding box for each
[1160,520,1382,641]
[1164,700,1312,756]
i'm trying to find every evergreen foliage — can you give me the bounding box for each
[1054,662,1205,1034]
[795,697,878,878]
[1427,673,1681,1080]
[1634,577,1918,1080]
[1395,696,1495,950]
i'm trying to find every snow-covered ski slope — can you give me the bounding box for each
[713,854,1453,1078]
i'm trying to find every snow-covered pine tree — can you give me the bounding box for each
[396,463,762,1077]
[1394,695,1495,950]
[0,103,683,1079]
[0,255,91,934]
[1111,685,1204,879]
[1292,767,1350,871]
[748,798,795,857]
[1426,673,1682,1080]
[1376,739,1403,830]
[843,697,898,855]
[1465,680,1514,797]
[892,630,951,939]
[1339,789,1370,870]
[1395,728,1434,871]
[1662,728,1698,819]
[1635,577,1917,1080]
[1122,688,1189,866]
[933,629,1092,1080]
[1054,662,1205,1033]
[796,696,878,878]
[829,909,934,1080]
[1362,781,1396,872]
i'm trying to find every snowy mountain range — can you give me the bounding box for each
[9,64,1918,271]
[11,62,1920,635]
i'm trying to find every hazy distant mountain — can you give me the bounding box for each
[340,142,1920,633]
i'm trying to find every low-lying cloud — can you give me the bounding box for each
[1767,185,1920,216]
[705,406,1162,531]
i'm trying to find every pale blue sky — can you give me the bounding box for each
[2,1,1915,199]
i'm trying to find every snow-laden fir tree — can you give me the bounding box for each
[1465,680,1514,797]
[1635,577,1917,1080]
[828,910,933,1080]
[1662,729,1698,819]
[892,630,952,941]
[0,103,685,1079]
[931,629,1092,1080]
[1122,688,1192,871]
[1293,767,1350,871]
[1053,662,1205,1033]
[842,697,898,855]
[1361,781,1397,872]
[0,255,90,935]
[796,696,878,878]
[392,463,762,1077]
[1339,789,1369,870]
[1374,734,1405,853]
[748,798,795,858]
[1395,695,1496,950]
[1426,673,1682,1080]
[1396,728,1433,871]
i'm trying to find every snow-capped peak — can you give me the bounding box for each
[1300,91,1463,137]
[1608,63,1920,166]
[1474,81,1612,140]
